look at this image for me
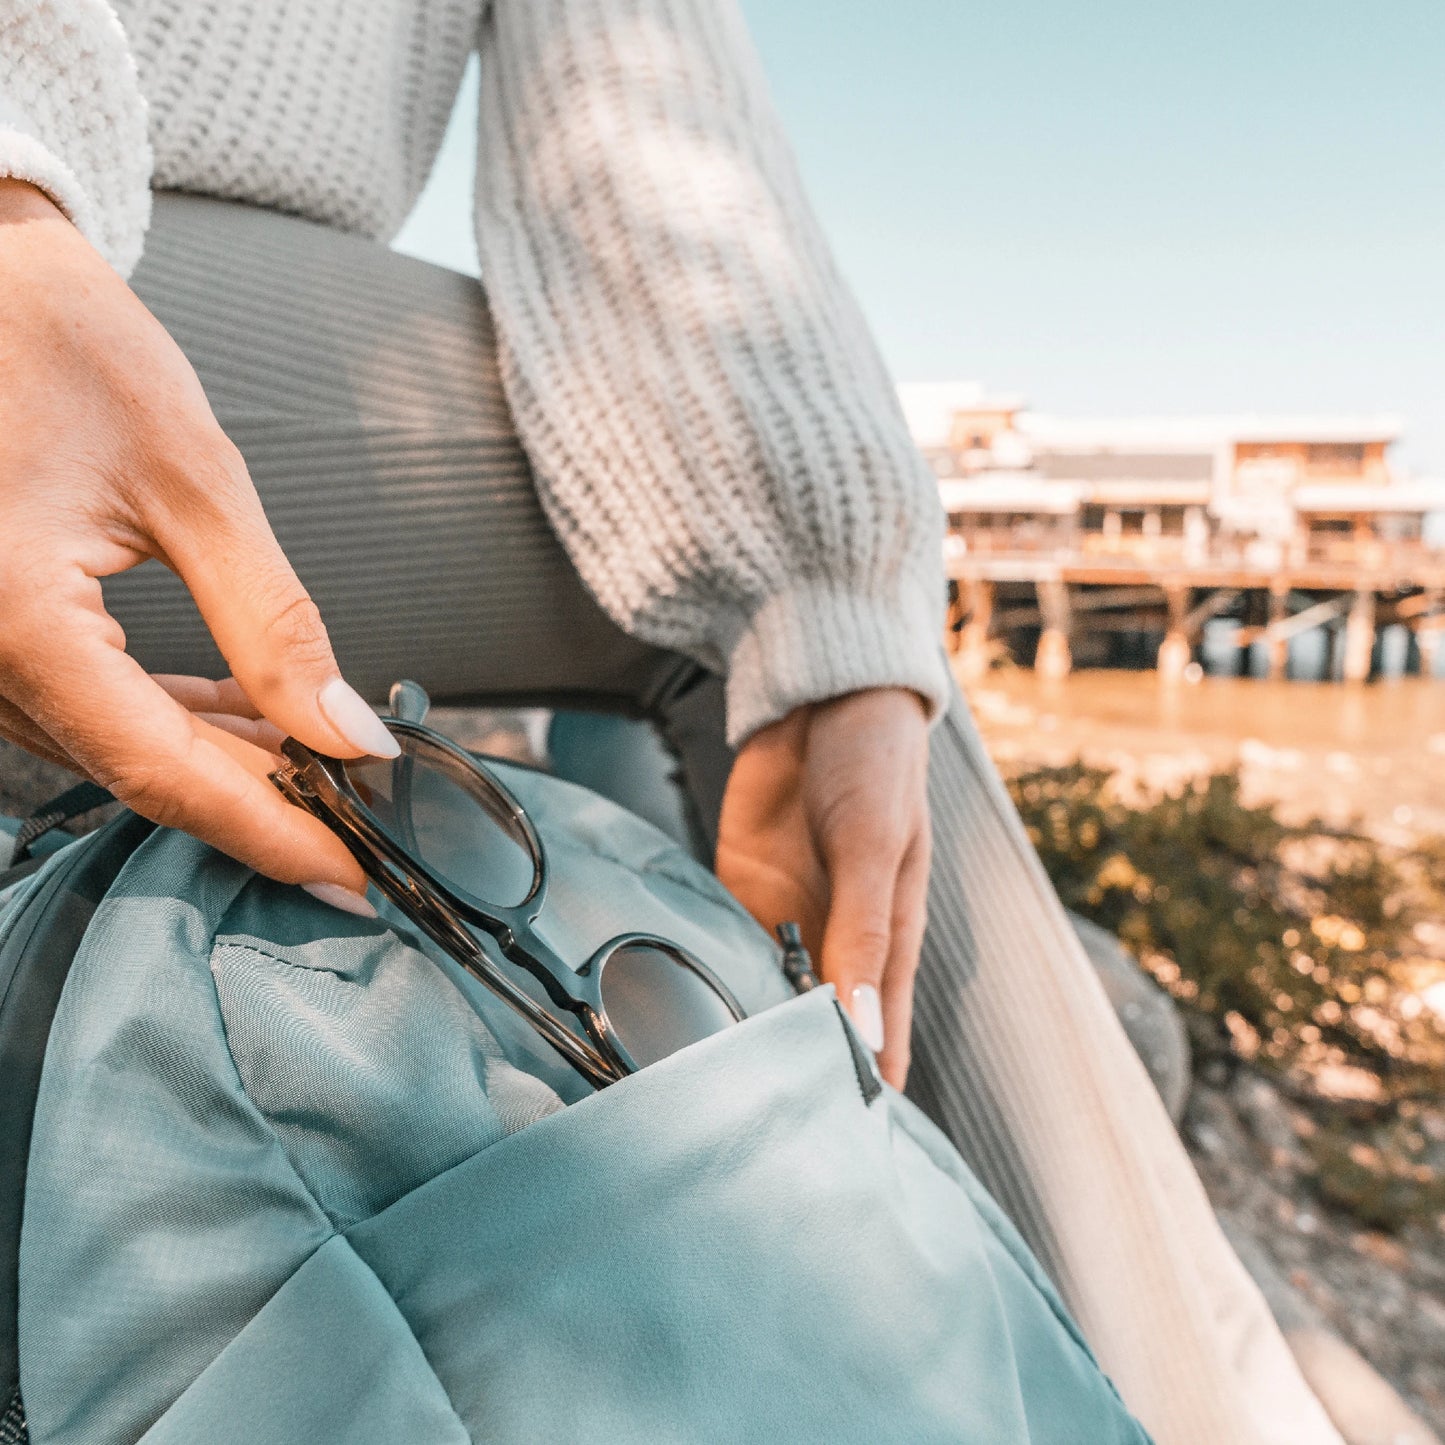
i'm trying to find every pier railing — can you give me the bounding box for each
[944,525,1445,681]
[947,526,1444,582]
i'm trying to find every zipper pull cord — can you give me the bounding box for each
[776,921,820,995]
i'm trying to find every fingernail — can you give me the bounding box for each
[318,678,400,758]
[301,881,378,918]
[846,984,885,1053]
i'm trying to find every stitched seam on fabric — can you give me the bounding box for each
[215,938,355,977]
[207,934,536,1227]
[203,939,338,1236]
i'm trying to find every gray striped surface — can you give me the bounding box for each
[117,193,666,711]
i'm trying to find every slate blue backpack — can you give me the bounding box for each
[0,762,1152,1444]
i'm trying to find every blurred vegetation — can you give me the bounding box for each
[1007,763,1445,1230]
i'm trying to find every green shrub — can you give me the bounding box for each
[1007,763,1444,1097]
[1008,763,1445,1232]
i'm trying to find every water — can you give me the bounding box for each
[1198,619,1442,681]
[969,669,1445,841]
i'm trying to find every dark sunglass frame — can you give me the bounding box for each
[269,718,746,1091]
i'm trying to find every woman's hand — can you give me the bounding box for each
[0,178,394,907]
[716,687,932,1089]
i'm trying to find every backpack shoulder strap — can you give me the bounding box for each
[0,810,154,1412]
[2,783,115,876]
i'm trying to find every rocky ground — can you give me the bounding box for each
[1185,1054,1445,1438]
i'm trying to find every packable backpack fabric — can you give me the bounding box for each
[3,762,1152,1444]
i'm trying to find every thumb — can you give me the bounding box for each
[155,455,398,759]
[819,826,898,1055]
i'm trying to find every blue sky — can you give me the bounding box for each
[393,1,1445,473]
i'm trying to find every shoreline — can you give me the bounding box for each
[965,667,1445,844]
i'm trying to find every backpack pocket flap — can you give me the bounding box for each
[346,988,1147,1445]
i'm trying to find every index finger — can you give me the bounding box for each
[819,815,903,1057]
[154,674,264,719]
[876,826,931,1090]
[13,623,366,891]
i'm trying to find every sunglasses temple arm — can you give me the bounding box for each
[310,820,622,1090]
[464,948,622,1092]
[398,897,622,1091]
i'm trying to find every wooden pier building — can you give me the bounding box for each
[901,384,1445,681]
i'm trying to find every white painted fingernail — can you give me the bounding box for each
[847,984,885,1053]
[301,881,378,918]
[318,678,400,758]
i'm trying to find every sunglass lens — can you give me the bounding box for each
[344,739,538,908]
[599,943,739,1069]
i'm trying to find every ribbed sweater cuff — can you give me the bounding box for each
[0,2,153,277]
[0,111,101,246]
[724,577,950,747]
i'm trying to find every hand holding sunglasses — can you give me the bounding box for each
[270,682,819,1089]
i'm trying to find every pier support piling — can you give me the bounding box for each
[1035,629,1072,679]
[1035,579,1073,679]
[1342,589,1376,683]
[1409,591,1444,679]
[1157,586,1191,681]
[956,578,996,681]
[1265,586,1290,679]
[1417,621,1443,679]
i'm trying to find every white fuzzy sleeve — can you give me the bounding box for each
[475,0,948,745]
[0,0,151,275]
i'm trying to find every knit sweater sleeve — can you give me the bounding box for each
[0,0,151,275]
[474,0,948,745]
